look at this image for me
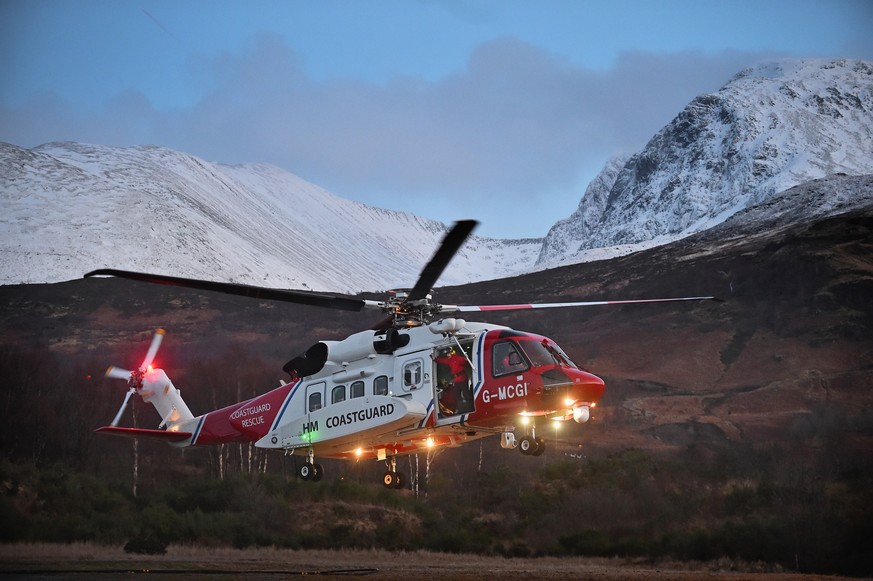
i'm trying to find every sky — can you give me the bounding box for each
[2,1,872,238]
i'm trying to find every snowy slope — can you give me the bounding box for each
[699,173,873,242]
[538,58,873,267]
[3,59,872,291]
[0,142,540,292]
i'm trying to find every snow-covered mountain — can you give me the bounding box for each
[3,58,872,292]
[538,58,873,267]
[0,141,540,292]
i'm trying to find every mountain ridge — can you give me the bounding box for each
[0,140,541,292]
[538,58,873,267]
[2,58,872,292]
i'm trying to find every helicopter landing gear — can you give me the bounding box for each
[519,425,545,457]
[382,456,406,489]
[519,436,545,456]
[298,448,324,482]
[299,462,324,481]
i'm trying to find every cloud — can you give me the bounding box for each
[1,33,773,211]
[179,36,770,203]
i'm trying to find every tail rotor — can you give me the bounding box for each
[104,329,166,427]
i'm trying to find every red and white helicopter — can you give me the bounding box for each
[87,220,713,488]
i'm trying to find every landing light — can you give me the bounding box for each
[355,448,363,458]
[426,437,435,448]
[573,405,591,424]
[564,398,575,407]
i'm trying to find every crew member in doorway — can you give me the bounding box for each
[435,346,472,415]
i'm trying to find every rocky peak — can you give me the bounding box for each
[539,58,873,265]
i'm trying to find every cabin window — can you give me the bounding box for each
[350,380,365,399]
[308,391,322,412]
[374,375,389,395]
[492,341,529,377]
[402,361,423,391]
[331,384,346,405]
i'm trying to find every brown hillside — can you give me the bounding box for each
[1,210,871,460]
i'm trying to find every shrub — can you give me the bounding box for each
[124,533,169,555]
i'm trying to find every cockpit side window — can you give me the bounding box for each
[519,340,556,367]
[518,339,577,368]
[492,341,529,377]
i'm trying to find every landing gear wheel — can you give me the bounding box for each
[519,436,537,455]
[383,471,398,488]
[311,463,324,482]
[299,461,316,481]
[382,470,406,489]
[532,437,545,456]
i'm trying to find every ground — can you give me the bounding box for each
[0,544,852,580]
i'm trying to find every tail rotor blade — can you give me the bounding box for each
[105,366,132,380]
[110,388,136,427]
[141,329,165,369]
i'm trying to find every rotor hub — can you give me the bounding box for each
[128,368,145,389]
[381,294,444,327]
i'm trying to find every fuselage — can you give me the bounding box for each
[171,321,605,459]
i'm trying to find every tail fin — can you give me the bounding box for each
[138,368,195,429]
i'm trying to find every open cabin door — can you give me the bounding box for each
[432,339,475,424]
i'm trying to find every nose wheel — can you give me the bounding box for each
[518,425,545,456]
[519,436,545,456]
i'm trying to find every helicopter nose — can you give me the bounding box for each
[570,370,605,403]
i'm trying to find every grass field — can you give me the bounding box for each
[0,543,851,580]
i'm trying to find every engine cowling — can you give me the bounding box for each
[283,329,409,377]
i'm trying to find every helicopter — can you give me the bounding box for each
[86,220,714,488]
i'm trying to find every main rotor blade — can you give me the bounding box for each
[85,269,373,312]
[141,328,165,370]
[407,220,478,301]
[443,296,719,313]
